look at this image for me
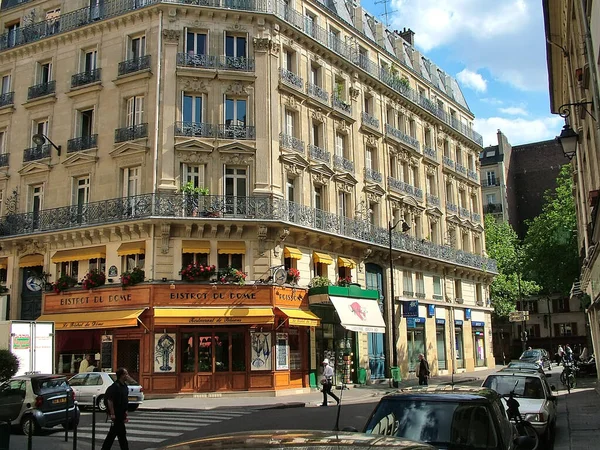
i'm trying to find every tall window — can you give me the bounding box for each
[30,184,43,229]
[126,96,144,127]
[335,133,345,158]
[313,185,323,210]
[130,35,146,59]
[312,122,321,147]
[182,164,205,188]
[433,276,443,299]
[77,109,94,139]
[34,119,49,142]
[305,12,316,37]
[122,166,141,198]
[74,176,90,223]
[225,97,247,127]
[286,177,295,202]
[1,74,11,94]
[310,64,320,86]
[82,49,97,72]
[224,166,247,214]
[486,171,496,186]
[454,279,462,300]
[415,272,425,298]
[6,22,19,47]
[38,62,52,84]
[183,94,203,124]
[225,34,247,58]
[337,191,349,218]
[365,148,373,171]
[282,48,295,72]
[403,270,413,296]
[486,193,496,205]
[284,109,295,137]
[0,131,5,155]
[186,31,207,55]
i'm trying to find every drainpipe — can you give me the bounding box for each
[153,10,163,194]
[577,0,600,129]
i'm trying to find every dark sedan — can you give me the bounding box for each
[519,349,552,371]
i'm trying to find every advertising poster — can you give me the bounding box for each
[275,333,289,370]
[250,331,272,371]
[154,333,176,373]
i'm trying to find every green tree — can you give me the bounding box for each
[0,349,19,383]
[485,215,539,318]
[523,165,579,295]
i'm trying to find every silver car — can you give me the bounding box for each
[68,372,144,412]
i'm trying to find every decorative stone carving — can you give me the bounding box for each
[161,223,170,254]
[228,23,247,32]
[283,162,303,176]
[437,134,446,148]
[253,37,271,52]
[311,172,330,185]
[285,95,298,110]
[226,81,249,96]
[366,192,381,203]
[180,78,208,93]
[336,181,353,193]
[425,164,437,176]
[16,239,47,257]
[311,109,325,123]
[410,157,419,167]
[279,227,290,243]
[447,222,457,231]
[162,29,181,42]
[458,182,467,191]
[366,134,377,146]
[426,212,440,224]
[349,87,360,101]
[399,150,410,162]
[177,150,210,164]
[221,153,254,165]
[335,120,349,134]
[257,225,268,240]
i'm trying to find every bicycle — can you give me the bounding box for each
[560,360,577,393]
[254,265,287,285]
[504,381,540,450]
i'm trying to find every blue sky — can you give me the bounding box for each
[361,0,564,147]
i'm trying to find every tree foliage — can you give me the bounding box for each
[485,215,539,318]
[0,349,19,383]
[523,165,579,295]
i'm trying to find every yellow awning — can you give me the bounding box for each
[37,309,145,330]
[0,258,7,270]
[154,308,273,326]
[182,240,211,254]
[277,308,321,327]
[337,257,356,269]
[313,252,333,265]
[217,242,246,255]
[51,246,106,263]
[117,241,146,256]
[284,247,302,260]
[19,254,44,268]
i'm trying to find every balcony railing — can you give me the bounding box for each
[484,203,503,214]
[23,145,51,162]
[388,177,423,200]
[0,153,9,167]
[219,55,255,71]
[279,133,305,153]
[0,0,484,146]
[361,111,379,129]
[118,55,151,76]
[455,163,467,176]
[443,155,455,169]
[424,147,437,161]
[468,169,478,181]
[71,68,101,88]
[0,92,14,108]
[459,207,470,219]
[175,122,214,138]
[333,155,354,173]
[446,203,458,214]
[307,82,329,103]
[332,96,351,115]
[426,194,440,207]
[279,67,303,90]
[0,193,497,272]
[471,212,481,223]
[67,135,98,153]
[308,144,330,164]
[385,124,420,152]
[217,124,256,140]
[114,123,148,143]
[176,52,216,69]
[27,80,55,100]
[364,167,382,183]
[481,179,500,187]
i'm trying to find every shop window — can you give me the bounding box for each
[436,325,446,370]
[218,253,243,270]
[232,332,245,372]
[433,276,443,300]
[182,252,208,267]
[455,327,464,369]
[554,323,578,337]
[198,335,213,372]
[60,261,79,278]
[0,268,6,284]
[407,325,425,372]
[473,326,486,367]
[123,253,145,272]
[88,258,106,273]
[214,332,229,372]
[181,333,194,372]
[289,330,301,370]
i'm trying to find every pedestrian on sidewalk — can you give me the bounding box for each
[416,354,430,386]
[101,367,130,450]
[320,358,340,407]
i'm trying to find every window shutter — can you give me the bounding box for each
[127,97,135,127]
[135,96,144,125]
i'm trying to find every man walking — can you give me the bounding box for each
[101,367,130,450]
[320,358,340,407]
[416,353,430,386]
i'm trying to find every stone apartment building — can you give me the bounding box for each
[0,0,495,393]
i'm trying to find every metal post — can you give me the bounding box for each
[522,319,527,353]
[389,221,398,388]
[72,401,78,450]
[92,395,96,450]
[547,297,554,355]
[65,394,69,442]
[27,418,32,450]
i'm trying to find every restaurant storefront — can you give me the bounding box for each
[38,283,318,394]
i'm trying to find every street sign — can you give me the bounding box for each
[509,311,530,322]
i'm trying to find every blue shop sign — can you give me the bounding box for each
[436,319,446,325]
[455,320,464,326]
[427,304,435,317]
[407,317,426,328]
[402,300,419,317]
[465,309,472,320]
[472,321,485,328]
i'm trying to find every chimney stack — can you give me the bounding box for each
[399,27,415,46]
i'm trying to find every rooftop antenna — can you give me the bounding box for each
[375,0,397,27]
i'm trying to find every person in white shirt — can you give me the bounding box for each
[320,358,340,407]
[79,355,91,373]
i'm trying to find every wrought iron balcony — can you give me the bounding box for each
[424,147,437,161]
[388,177,423,200]
[446,203,458,214]
[67,135,98,153]
[443,155,455,169]
[0,192,497,272]
[175,122,214,138]
[23,145,51,162]
[484,203,503,213]
[0,92,14,108]
[217,124,256,140]
[426,194,440,207]
[71,68,102,88]
[218,56,255,71]
[0,153,9,167]
[279,68,303,91]
[307,82,329,103]
[481,179,500,187]
[279,133,305,153]
[118,55,151,76]
[308,144,330,164]
[455,163,467,176]
[384,124,420,152]
[361,112,379,129]
[114,123,148,143]
[332,96,351,115]
[27,80,55,100]
[468,169,478,181]
[471,212,482,223]
[333,154,354,173]
[459,207,470,219]
[364,167,382,183]
[176,53,216,69]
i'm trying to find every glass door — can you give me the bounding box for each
[366,265,386,379]
[407,327,425,372]
[455,327,464,369]
[436,325,446,370]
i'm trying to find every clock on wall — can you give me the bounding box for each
[25,276,43,292]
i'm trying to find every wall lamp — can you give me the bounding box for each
[32,133,61,156]
[555,102,595,160]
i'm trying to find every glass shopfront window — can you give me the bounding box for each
[215,332,229,372]
[473,326,486,367]
[455,325,464,369]
[436,324,447,370]
[198,335,213,372]
[289,330,301,370]
[181,333,194,372]
[314,312,355,385]
[407,324,426,372]
[232,332,245,371]
[179,330,247,374]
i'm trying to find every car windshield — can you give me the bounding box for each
[108,374,140,385]
[507,362,539,369]
[483,376,545,399]
[364,399,499,449]
[520,350,541,359]
[33,377,69,394]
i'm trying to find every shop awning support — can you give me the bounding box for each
[137,314,150,333]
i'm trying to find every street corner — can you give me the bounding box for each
[255,402,306,410]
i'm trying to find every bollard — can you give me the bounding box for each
[0,420,10,450]
[72,401,78,450]
[92,395,97,450]
[64,394,69,442]
[27,418,32,450]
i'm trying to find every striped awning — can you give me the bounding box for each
[182,240,210,254]
[313,252,333,265]
[217,242,246,255]
[51,246,106,263]
[117,241,146,256]
[284,247,302,260]
[19,254,44,268]
[337,257,356,268]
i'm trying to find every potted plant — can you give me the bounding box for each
[180,181,209,217]
[310,276,332,288]
[82,269,106,290]
[337,275,353,287]
[286,268,300,285]
[179,262,216,282]
[52,274,77,294]
[120,267,145,287]
[219,266,247,285]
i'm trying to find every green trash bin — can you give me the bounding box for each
[390,366,402,383]
[309,371,317,389]
[357,367,367,385]
[0,421,10,450]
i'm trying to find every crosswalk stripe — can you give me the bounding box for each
[80,427,182,437]
[76,432,165,443]
[138,410,255,417]
[79,423,196,432]
[134,414,224,422]
[123,418,215,426]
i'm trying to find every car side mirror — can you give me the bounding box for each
[550,385,556,391]
[514,435,537,450]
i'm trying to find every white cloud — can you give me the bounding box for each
[498,106,528,116]
[390,0,548,91]
[456,69,487,92]
[474,116,564,147]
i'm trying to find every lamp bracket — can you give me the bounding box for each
[558,101,596,121]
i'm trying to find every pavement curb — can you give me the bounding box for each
[137,401,307,412]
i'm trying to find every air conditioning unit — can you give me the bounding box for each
[455,297,464,304]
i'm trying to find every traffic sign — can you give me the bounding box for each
[509,311,529,322]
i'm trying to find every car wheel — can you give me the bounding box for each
[21,416,39,436]
[97,395,107,411]
[127,404,139,412]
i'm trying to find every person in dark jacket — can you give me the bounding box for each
[416,353,430,386]
[101,367,130,450]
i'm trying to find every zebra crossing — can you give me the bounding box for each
[76,408,259,448]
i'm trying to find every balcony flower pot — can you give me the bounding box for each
[82,269,106,290]
[180,263,216,282]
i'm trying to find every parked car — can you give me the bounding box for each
[0,374,79,435]
[68,372,144,411]
[362,386,536,450]
[156,430,436,449]
[502,361,545,375]
[482,371,557,445]
[519,349,552,371]
[577,355,598,377]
